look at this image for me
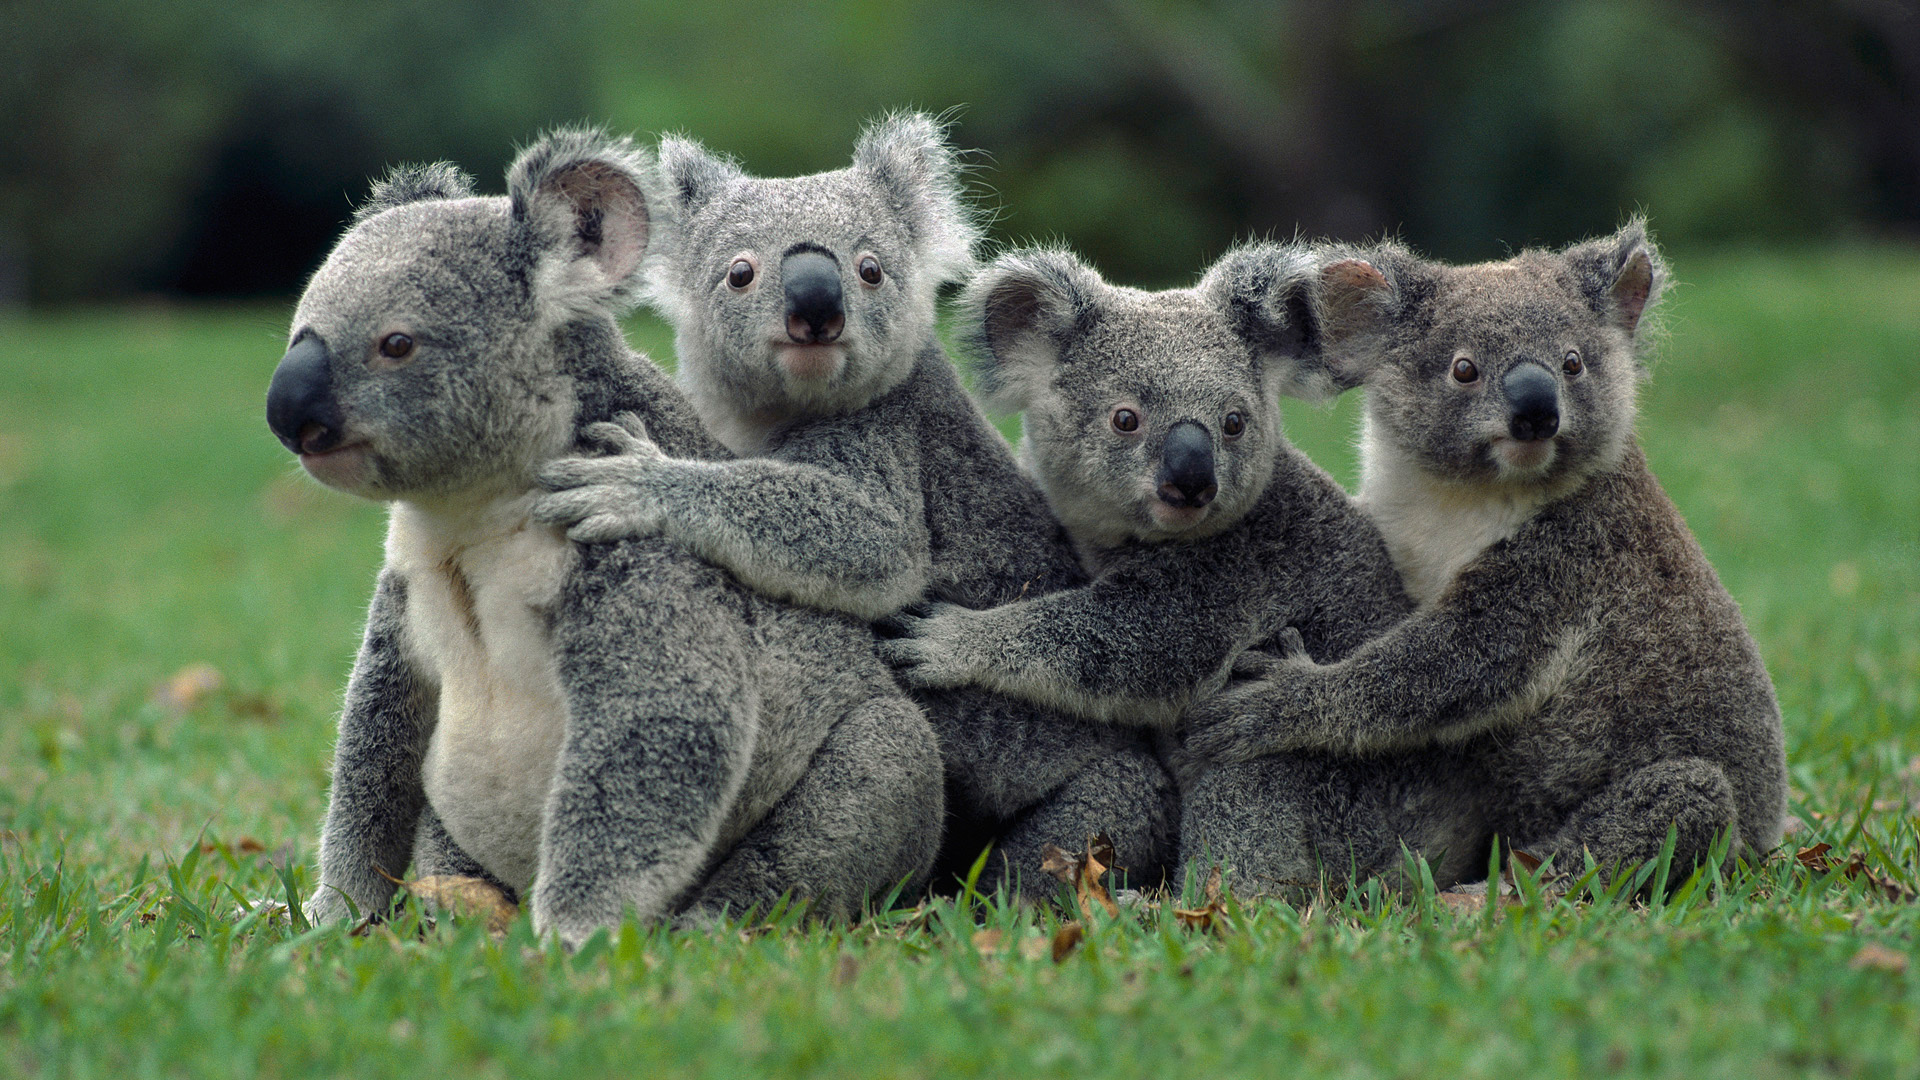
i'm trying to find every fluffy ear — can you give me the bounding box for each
[1565,218,1668,342]
[1312,244,1423,389]
[1201,243,1339,402]
[852,111,981,285]
[354,162,475,223]
[508,128,654,316]
[656,134,743,219]
[958,248,1104,413]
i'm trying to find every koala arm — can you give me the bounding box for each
[531,541,760,947]
[1185,538,1590,762]
[536,414,932,620]
[876,554,1260,728]
[308,571,437,924]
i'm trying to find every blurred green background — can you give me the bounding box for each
[1,0,1916,304]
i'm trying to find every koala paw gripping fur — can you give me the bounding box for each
[1183,223,1788,889]
[272,132,942,946]
[533,114,1177,900]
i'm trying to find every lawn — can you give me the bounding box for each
[1,246,1917,1078]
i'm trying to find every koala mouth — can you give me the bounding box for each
[1489,435,1557,474]
[1147,500,1212,533]
[298,440,370,490]
[775,343,845,381]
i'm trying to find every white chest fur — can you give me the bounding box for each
[1355,418,1549,608]
[387,493,577,893]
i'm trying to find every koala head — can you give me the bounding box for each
[266,130,654,501]
[645,112,980,428]
[960,243,1324,550]
[1318,221,1667,493]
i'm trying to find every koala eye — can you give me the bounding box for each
[378,332,414,360]
[1451,356,1479,384]
[726,257,757,291]
[1111,407,1140,434]
[1222,412,1245,439]
[1563,350,1584,376]
[857,254,883,287]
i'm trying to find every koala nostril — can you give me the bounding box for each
[297,421,341,456]
[782,250,844,344]
[1157,420,1217,509]
[267,334,344,455]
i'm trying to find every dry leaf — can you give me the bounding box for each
[1039,833,1121,921]
[1850,943,1910,974]
[1173,865,1232,934]
[153,663,223,714]
[1796,842,1836,872]
[971,928,1006,955]
[1050,922,1085,962]
[381,869,518,936]
[833,953,859,986]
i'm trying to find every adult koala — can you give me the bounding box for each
[534,115,1178,899]
[268,131,942,946]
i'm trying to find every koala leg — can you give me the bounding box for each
[973,744,1180,904]
[680,695,945,925]
[1528,756,1740,885]
[411,805,520,906]
[923,688,1112,821]
[1180,750,1491,897]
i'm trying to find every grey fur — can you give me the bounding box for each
[533,115,1176,899]
[282,130,942,945]
[879,243,1416,885]
[1183,223,1788,888]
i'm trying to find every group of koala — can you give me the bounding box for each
[265,113,1787,947]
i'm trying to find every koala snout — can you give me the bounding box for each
[1503,363,1560,442]
[1156,421,1218,509]
[266,335,346,456]
[783,251,845,344]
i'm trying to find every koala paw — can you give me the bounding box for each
[533,412,671,543]
[873,601,977,689]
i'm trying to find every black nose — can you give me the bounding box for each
[266,334,344,455]
[1503,362,1560,442]
[782,250,845,344]
[1156,421,1218,509]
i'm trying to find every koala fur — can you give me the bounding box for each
[1183,223,1788,888]
[271,132,943,946]
[533,115,1177,899]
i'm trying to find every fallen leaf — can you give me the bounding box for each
[1039,833,1121,921]
[152,663,223,714]
[1797,842,1836,872]
[1019,935,1050,961]
[1172,868,1231,934]
[1850,943,1910,974]
[237,837,267,854]
[971,928,1006,955]
[380,869,518,936]
[833,953,859,986]
[1051,921,1085,962]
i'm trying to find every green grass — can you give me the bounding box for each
[2,246,1917,1078]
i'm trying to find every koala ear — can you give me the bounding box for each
[508,128,653,316]
[1565,218,1668,340]
[657,134,742,219]
[354,162,475,223]
[1201,243,1338,402]
[852,111,980,284]
[959,248,1103,413]
[1313,248,1415,389]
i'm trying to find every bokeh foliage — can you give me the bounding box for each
[2,0,1914,302]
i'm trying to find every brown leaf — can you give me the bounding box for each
[1850,943,1910,974]
[833,953,859,986]
[1038,834,1121,921]
[1436,890,1485,914]
[389,872,518,936]
[152,663,223,714]
[1051,921,1085,962]
[236,837,268,854]
[1797,842,1836,873]
[971,928,1006,956]
[1173,869,1232,934]
[1509,848,1544,875]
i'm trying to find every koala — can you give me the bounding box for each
[1183,222,1789,888]
[533,115,1177,900]
[876,243,1417,866]
[268,131,943,947]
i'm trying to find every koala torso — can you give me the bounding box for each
[389,495,576,892]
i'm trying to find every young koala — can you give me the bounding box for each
[268,132,943,946]
[874,246,1413,786]
[533,115,1176,899]
[1184,223,1789,886]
